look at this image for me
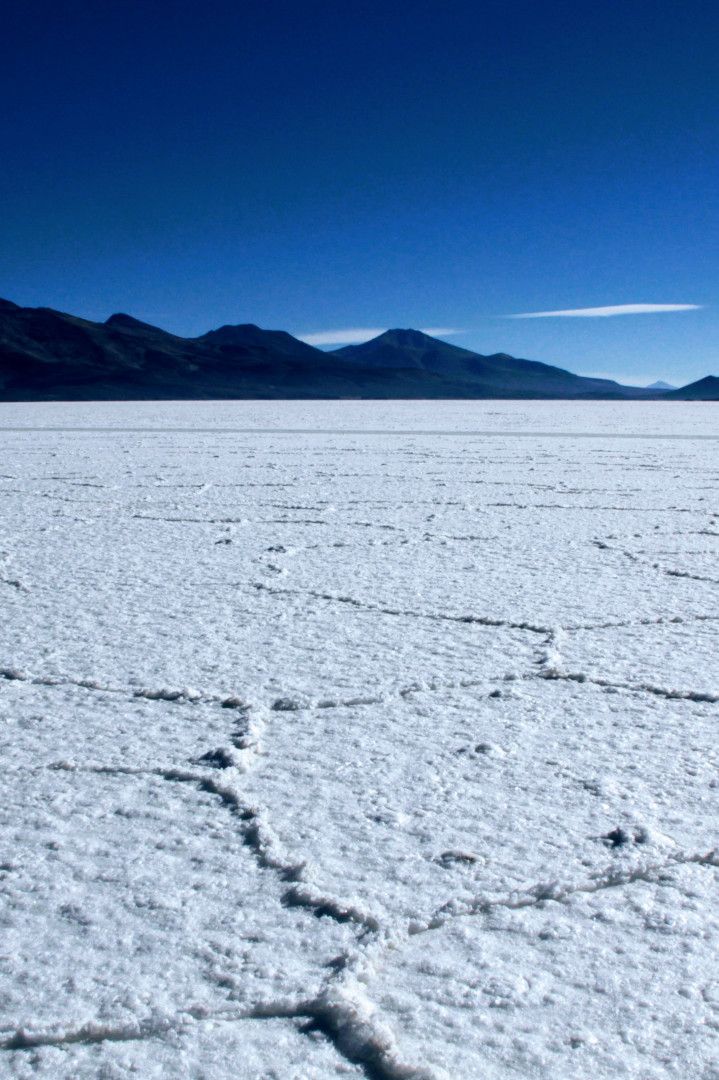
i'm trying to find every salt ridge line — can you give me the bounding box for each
[0,665,252,712]
[47,647,415,1080]
[0,576,24,590]
[0,980,442,1080]
[484,500,702,512]
[0,546,25,591]
[43,741,419,1076]
[252,579,719,637]
[593,538,719,586]
[540,668,719,703]
[567,612,719,631]
[413,846,719,934]
[251,581,553,635]
[46,758,385,934]
[3,638,717,716]
[5,712,428,1075]
[535,624,719,702]
[1,653,375,940]
[0,659,521,716]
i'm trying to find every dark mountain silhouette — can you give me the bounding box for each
[0,301,409,400]
[0,300,713,401]
[663,376,719,400]
[333,329,652,398]
[194,322,321,360]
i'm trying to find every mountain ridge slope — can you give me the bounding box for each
[0,300,712,401]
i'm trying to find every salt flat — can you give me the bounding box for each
[0,401,717,1079]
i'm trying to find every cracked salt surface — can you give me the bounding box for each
[0,401,717,1078]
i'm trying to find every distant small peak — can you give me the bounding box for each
[646,380,675,390]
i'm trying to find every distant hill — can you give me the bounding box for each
[0,301,417,400]
[194,322,323,361]
[333,328,654,399]
[645,380,676,391]
[0,300,714,401]
[663,376,719,400]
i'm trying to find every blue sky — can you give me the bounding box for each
[1,0,716,384]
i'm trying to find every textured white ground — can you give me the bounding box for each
[0,401,717,1080]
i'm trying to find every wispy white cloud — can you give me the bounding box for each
[508,303,702,319]
[298,327,388,346]
[297,327,464,346]
[420,327,463,338]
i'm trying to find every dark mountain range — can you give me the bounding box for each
[0,300,411,400]
[333,329,653,398]
[663,376,719,400]
[0,299,713,401]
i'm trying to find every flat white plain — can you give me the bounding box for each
[0,401,717,1080]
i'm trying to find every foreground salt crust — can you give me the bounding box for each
[0,401,717,1079]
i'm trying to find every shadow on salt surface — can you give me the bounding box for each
[241,680,718,922]
[370,864,719,1079]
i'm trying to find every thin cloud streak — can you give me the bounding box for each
[421,327,463,338]
[299,328,386,346]
[508,304,702,319]
[298,327,464,346]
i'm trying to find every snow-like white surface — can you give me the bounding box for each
[1,397,719,435]
[0,401,717,1078]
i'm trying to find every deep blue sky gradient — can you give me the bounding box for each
[1,0,717,382]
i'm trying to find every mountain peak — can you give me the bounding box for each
[665,375,719,399]
[105,313,165,334]
[197,323,264,345]
[332,327,476,371]
[377,328,433,344]
[1,296,713,400]
[195,322,322,361]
